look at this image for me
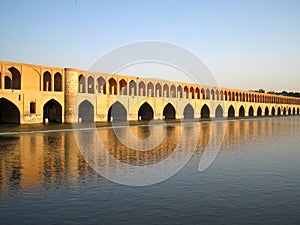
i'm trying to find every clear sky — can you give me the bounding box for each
[1,0,299,91]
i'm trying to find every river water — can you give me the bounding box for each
[0,117,300,224]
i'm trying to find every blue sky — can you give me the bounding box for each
[1,0,299,91]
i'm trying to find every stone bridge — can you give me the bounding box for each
[0,61,299,124]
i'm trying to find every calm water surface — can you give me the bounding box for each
[0,117,300,224]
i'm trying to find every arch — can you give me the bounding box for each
[265,107,269,116]
[78,74,86,93]
[163,103,176,120]
[88,76,94,93]
[249,106,254,117]
[119,79,127,95]
[184,86,189,99]
[288,108,292,115]
[293,108,296,115]
[215,105,223,118]
[139,81,146,96]
[147,82,154,97]
[0,98,20,124]
[78,100,94,123]
[257,106,262,116]
[43,71,52,91]
[108,102,127,122]
[239,106,245,117]
[43,99,62,123]
[177,85,183,98]
[216,90,219,100]
[138,102,153,120]
[228,105,235,117]
[201,104,210,118]
[232,92,235,101]
[97,77,106,94]
[228,91,231,101]
[283,107,287,115]
[183,104,194,119]
[195,87,200,99]
[206,89,210,100]
[54,72,62,91]
[201,88,205,99]
[297,108,300,115]
[190,87,195,99]
[224,91,227,101]
[155,83,162,97]
[277,107,281,116]
[220,90,224,101]
[163,84,169,98]
[272,107,276,116]
[109,78,117,95]
[170,85,176,98]
[5,67,21,90]
[211,89,215,100]
[129,80,137,96]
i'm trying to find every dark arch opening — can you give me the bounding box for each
[228,105,235,117]
[297,108,300,115]
[283,108,287,115]
[201,104,210,118]
[163,103,176,120]
[265,107,269,116]
[78,100,94,123]
[183,104,194,119]
[138,102,153,120]
[257,107,262,116]
[277,108,281,116]
[54,72,62,91]
[43,99,62,123]
[0,98,20,124]
[239,106,245,117]
[288,108,291,115]
[249,106,254,117]
[293,108,296,115]
[272,107,276,116]
[108,102,127,122]
[215,105,223,118]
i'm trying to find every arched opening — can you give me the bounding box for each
[54,72,62,91]
[163,84,169,98]
[43,71,52,91]
[0,98,20,124]
[170,85,176,98]
[163,103,176,120]
[119,79,127,95]
[293,108,296,115]
[177,86,183,98]
[195,87,200,99]
[288,108,291,115]
[206,89,210,100]
[155,83,162,97]
[190,87,195,99]
[109,78,117,95]
[138,102,153,120]
[183,104,194,119]
[257,107,262,116]
[139,81,146,96]
[265,107,269,116]
[201,88,205,99]
[277,107,281,116]
[249,106,254,117]
[78,100,94,123]
[43,99,62,123]
[228,105,235,117]
[78,74,86,93]
[88,76,94,93]
[297,108,300,115]
[211,89,215,100]
[5,67,21,90]
[272,107,276,116]
[216,90,219,100]
[201,104,210,118]
[220,90,224,100]
[184,86,189,99]
[215,105,223,118]
[97,77,106,94]
[283,107,287,115]
[147,82,154,97]
[108,102,127,122]
[239,106,245,117]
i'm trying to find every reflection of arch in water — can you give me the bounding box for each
[43,99,62,123]
[201,104,210,118]
[0,98,20,124]
[138,102,153,120]
[183,104,194,119]
[108,101,127,122]
[78,100,94,123]
[163,103,176,120]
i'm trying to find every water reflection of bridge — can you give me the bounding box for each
[0,60,299,124]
